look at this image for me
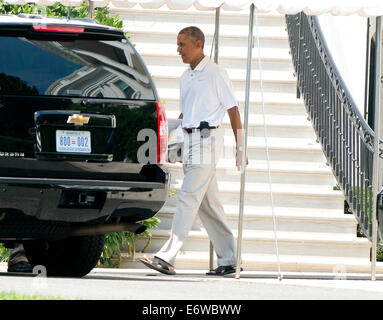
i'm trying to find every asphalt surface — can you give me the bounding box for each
[1,264,383,301]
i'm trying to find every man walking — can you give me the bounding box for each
[140,26,247,276]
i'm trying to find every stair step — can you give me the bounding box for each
[223,135,323,149]
[129,28,288,43]
[221,147,325,163]
[142,54,294,76]
[177,252,375,274]
[134,42,291,62]
[155,78,297,98]
[167,159,332,174]
[166,160,335,185]
[165,182,344,209]
[157,205,357,234]
[153,73,296,89]
[121,8,288,39]
[169,180,341,197]
[220,138,326,163]
[150,65,295,83]
[135,229,370,258]
[117,7,287,40]
[166,110,311,127]
[163,98,307,116]
[166,111,315,139]
[169,131,323,155]
[159,204,347,220]
[158,87,300,105]
[121,251,378,274]
[126,252,380,274]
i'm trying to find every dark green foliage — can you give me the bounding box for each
[0,1,128,37]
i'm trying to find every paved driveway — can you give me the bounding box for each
[1,265,383,301]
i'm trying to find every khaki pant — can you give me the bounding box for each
[156,128,236,267]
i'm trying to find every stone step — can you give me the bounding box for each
[156,205,357,235]
[133,37,291,62]
[135,229,370,258]
[117,7,287,40]
[165,181,344,209]
[154,77,298,98]
[166,110,310,126]
[158,87,299,106]
[148,60,295,82]
[220,146,324,163]
[128,26,288,42]
[141,54,294,76]
[120,252,378,274]
[166,111,316,139]
[218,137,326,163]
[162,98,307,116]
[165,159,336,185]
[131,31,289,56]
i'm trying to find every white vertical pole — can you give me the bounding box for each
[364,18,371,119]
[371,15,382,281]
[88,0,94,19]
[235,3,254,280]
[214,7,220,63]
[255,12,282,281]
[209,6,220,272]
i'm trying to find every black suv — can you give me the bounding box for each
[0,14,169,277]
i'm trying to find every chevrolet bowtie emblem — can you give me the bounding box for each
[67,114,90,126]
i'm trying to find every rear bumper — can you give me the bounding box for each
[0,166,170,223]
[0,176,166,191]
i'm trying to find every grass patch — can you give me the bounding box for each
[0,291,65,300]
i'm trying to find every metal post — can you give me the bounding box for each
[364,18,371,120]
[67,6,71,20]
[235,3,254,280]
[214,7,220,63]
[371,15,382,281]
[88,0,94,19]
[209,6,220,272]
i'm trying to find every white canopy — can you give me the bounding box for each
[4,0,383,17]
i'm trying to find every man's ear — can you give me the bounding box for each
[196,39,203,49]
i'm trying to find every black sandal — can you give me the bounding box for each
[206,265,242,276]
[139,256,176,275]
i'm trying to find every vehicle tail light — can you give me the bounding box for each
[156,101,168,164]
[32,25,85,33]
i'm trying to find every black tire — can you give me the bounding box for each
[24,235,105,277]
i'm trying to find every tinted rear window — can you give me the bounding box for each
[0,36,155,100]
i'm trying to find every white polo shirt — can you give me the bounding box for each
[180,55,238,129]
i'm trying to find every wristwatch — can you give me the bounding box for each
[236,146,244,152]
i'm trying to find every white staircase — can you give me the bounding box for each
[110,5,376,273]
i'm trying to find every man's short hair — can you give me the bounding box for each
[178,26,205,49]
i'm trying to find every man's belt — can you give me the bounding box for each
[183,126,219,134]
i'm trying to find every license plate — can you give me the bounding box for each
[56,130,91,153]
